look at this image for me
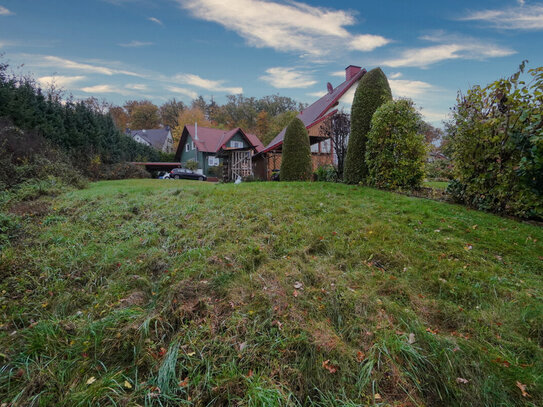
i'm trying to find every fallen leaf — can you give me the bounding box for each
[374,393,382,401]
[86,376,96,385]
[293,281,303,289]
[247,369,253,378]
[356,351,365,362]
[408,333,416,344]
[322,359,338,374]
[179,377,189,387]
[456,377,469,384]
[293,290,299,298]
[123,380,132,389]
[516,381,529,397]
[464,244,473,251]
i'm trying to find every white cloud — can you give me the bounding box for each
[389,79,435,98]
[260,67,317,88]
[381,36,515,68]
[80,84,124,93]
[420,108,450,124]
[307,91,327,98]
[350,34,390,51]
[148,17,163,25]
[125,83,148,91]
[0,6,14,16]
[166,86,198,99]
[461,4,543,30]
[176,0,390,58]
[330,71,345,77]
[118,40,154,47]
[389,72,402,79]
[173,73,242,94]
[36,55,144,77]
[37,75,86,88]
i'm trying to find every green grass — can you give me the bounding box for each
[1,179,542,406]
[423,181,449,190]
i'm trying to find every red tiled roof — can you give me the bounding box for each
[182,125,263,153]
[261,67,366,153]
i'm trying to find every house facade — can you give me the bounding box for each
[254,65,366,180]
[127,127,174,154]
[174,125,263,180]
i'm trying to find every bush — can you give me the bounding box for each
[185,159,198,171]
[314,165,337,182]
[365,99,427,190]
[280,118,312,181]
[446,62,543,219]
[97,162,151,180]
[426,157,453,181]
[344,67,392,184]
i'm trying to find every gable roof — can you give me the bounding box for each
[261,67,366,153]
[128,128,170,150]
[174,125,264,159]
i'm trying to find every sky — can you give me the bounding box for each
[1,0,542,127]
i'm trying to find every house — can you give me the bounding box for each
[253,65,366,180]
[174,124,264,181]
[127,126,174,154]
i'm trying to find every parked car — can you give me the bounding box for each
[157,171,170,179]
[170,168,207,181]
[271,169,280,181]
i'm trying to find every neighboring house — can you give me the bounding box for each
[126,126,174,154]
[174,125,264,180]
[253,65,366,180]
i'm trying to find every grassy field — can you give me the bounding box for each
[423,181,449,190]
[1,179,542,406]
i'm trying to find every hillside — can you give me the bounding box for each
[1,180,542,406]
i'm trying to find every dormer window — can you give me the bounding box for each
[231,140,243,149]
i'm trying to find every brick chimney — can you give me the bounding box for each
[345,65,362,81]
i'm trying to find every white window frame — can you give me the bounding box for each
[208,156,220,167]
[231,140,243,149]
[191,142,195,150]
[185,144,190,152]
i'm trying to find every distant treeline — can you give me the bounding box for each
[0,61,163,174]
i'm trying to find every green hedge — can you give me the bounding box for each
[344,67,392,184]
[280,118,312,181]
[366,99,427,190]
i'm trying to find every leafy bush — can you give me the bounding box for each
[344,68,392,184]
[208,164,223,178]
[365,99,427,190]
[185,159,198,171]
[426,157,453,181]
[314,165,337,182]
[446,62,543,219]
[97,163,151,180]
[280,118,312,181]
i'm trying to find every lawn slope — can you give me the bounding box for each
[1,180,542,406]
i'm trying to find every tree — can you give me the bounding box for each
[172,107,213,143]
[160,98,185,128]
[365,99,427,190]
[130,102,160,129]
[255,111,269,140]
[320,112,350,180]
[344,67,392,184]
[109,106,129,131]
[446,62,543,219]
[262,111,298,146]
[280,117,312,181]
[420,122,444,145]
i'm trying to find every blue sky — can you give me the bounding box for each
[1,0,542,126]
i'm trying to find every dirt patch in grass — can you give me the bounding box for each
[9,199,50,216]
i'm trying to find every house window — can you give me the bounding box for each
[310,143,320,153]
[321,139,331,154]
[230,140,243,149]
[208,156,220,166]
[185,144,190,152]
[191,142,195,150]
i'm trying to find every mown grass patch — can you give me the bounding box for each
[1,179,542,406]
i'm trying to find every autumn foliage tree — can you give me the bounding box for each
[344,67,392,184]
[280,118,312,181]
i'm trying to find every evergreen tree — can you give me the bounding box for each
[344,67,392,184]
[280,118,312,181]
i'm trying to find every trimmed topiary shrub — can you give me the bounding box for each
[365,99,427,190]
[280,118,312,181]
[445,62,543,219]
[344,67,392,184]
